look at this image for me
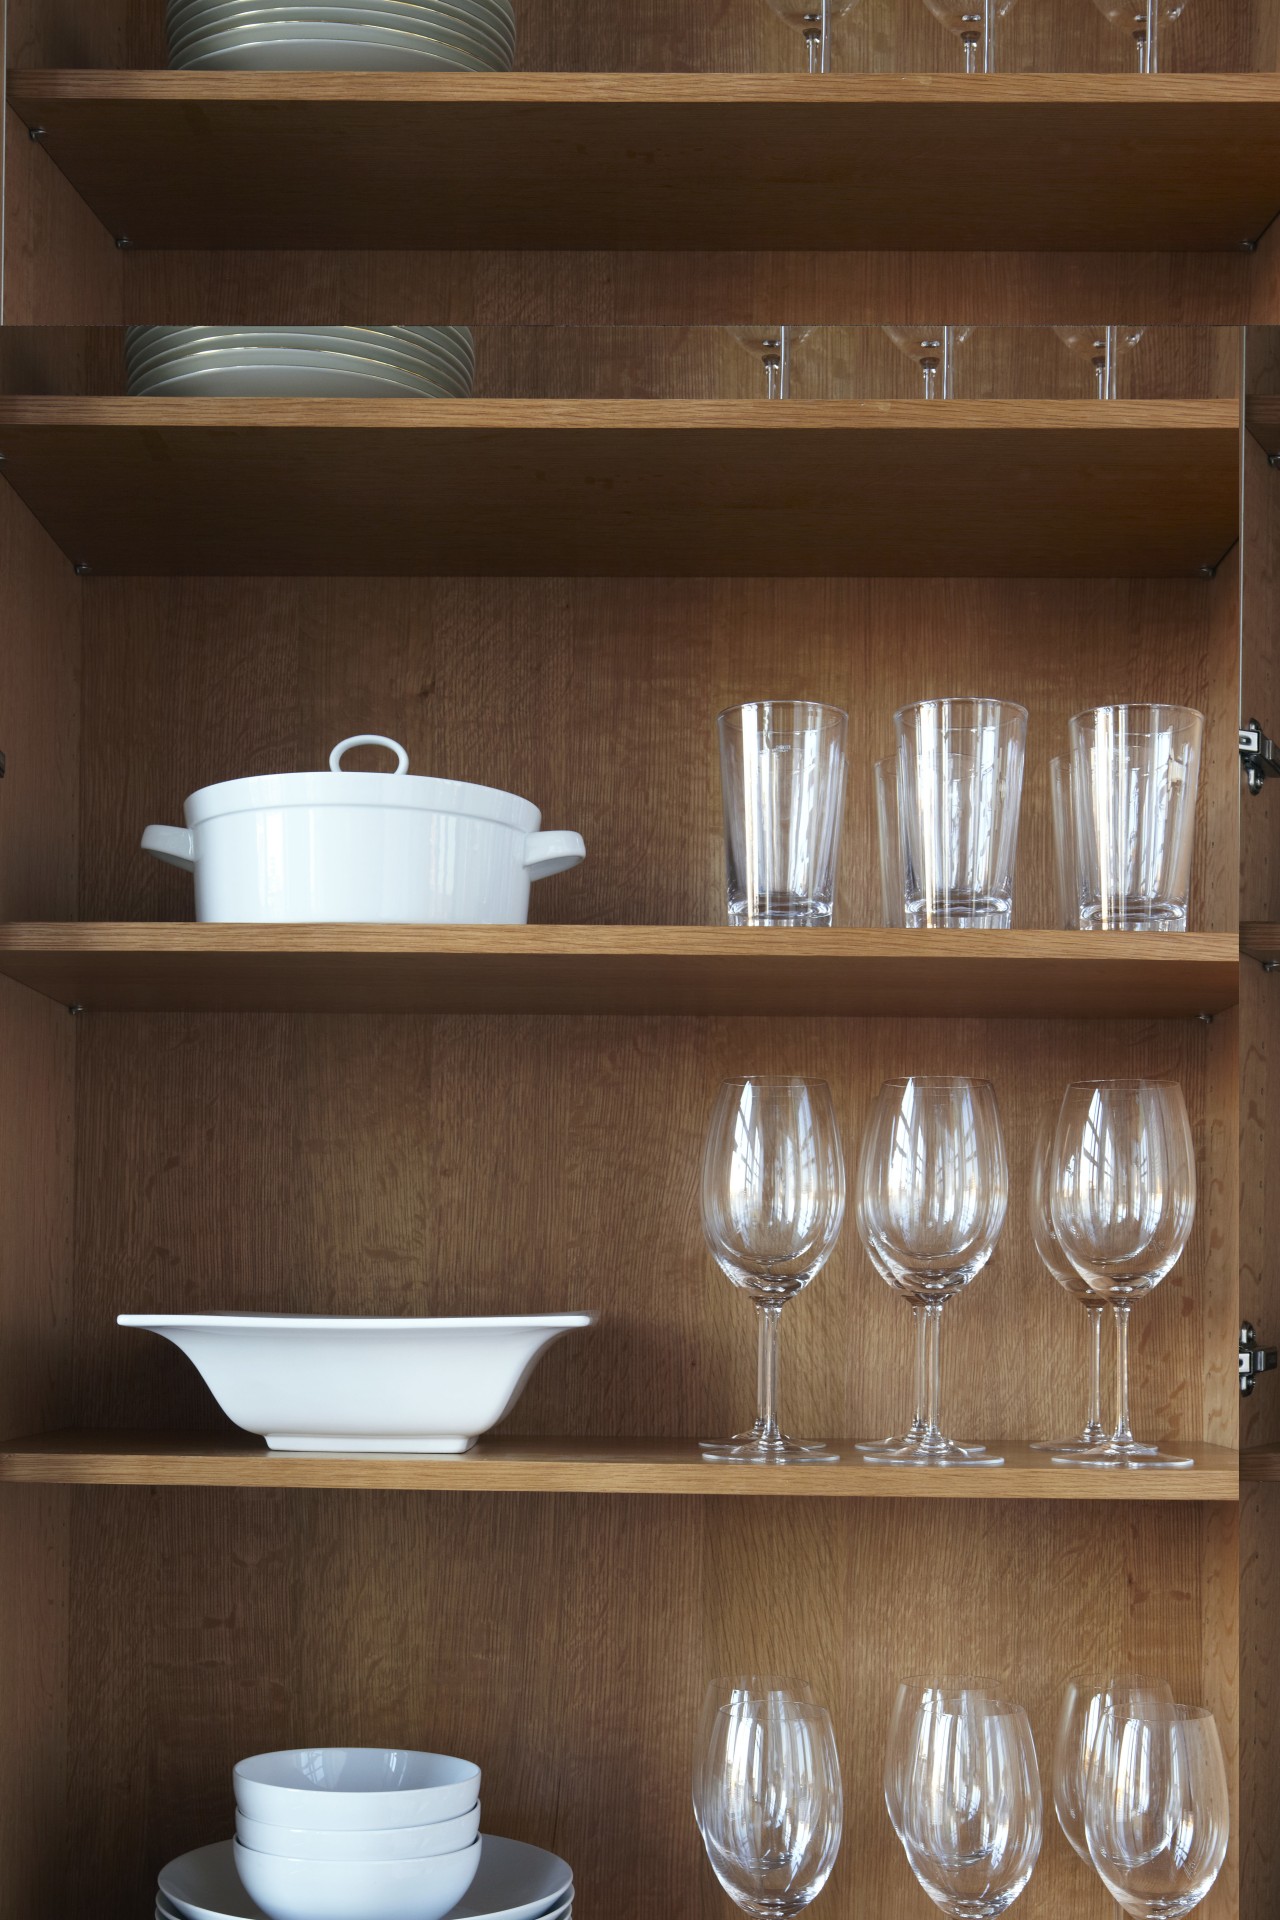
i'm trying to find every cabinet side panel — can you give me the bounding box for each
[2,108,121,326]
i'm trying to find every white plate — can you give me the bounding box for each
[125,339,474,392]
[171,21,506,68]
[118,1314,597,1452]
[168,1,512,59]
[167,0,514,40]
[126,326,475,376]
[125,328,474,385]
[129,364,467,399]
[157,1839,571,1920]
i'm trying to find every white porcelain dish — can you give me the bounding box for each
[159,1842,272,1920]
[169,5,510,61]
[236,1803,481,1860]
[141,735,585,925]
[166,0,513,41]
[446,1836,574,1920]
[125,328,475,383]
[234,1835,481,1920]
[119,1312,595,1452]
[128,358,469,400]
[172,21,502,67]
[234,1750,481,1829]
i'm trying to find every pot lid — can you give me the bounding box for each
[183,736,542,833]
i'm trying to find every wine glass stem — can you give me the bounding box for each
[1086,1302,1105,1434]
[981,0,995,73]
[756,1301,784,1441]
[962,34,978,73]
[778,323,792,400]
[764,352,781,401]
[921,360,938,400]
[805,26,821,72]
[921,1300,945,1442]
[913,1304,926,1430]
[1112,1302,1135,1446]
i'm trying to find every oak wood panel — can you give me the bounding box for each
[1242,1448,1280,1478]
[10,74,1280,253]
[1,108,121,325]
[62,1488,1224,1920]
[0,925,1242,1019]
[0,1430,1242,1497]
[1240,1488,1279,1920]
[0,399,1241,577]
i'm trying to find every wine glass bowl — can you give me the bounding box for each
[1090,0,1188,71]
[763,0,863,71]
[1052,1675,1175,1867]
[1083,1701,1228,1916]
[883,325,972,398]
[1028,1113,1108,1455]
[728,326,814,399]
[696,1694,844,1917]
[919,0,1018,71]
[1054,325,1145,398]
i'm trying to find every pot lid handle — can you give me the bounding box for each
[329,735,410,775]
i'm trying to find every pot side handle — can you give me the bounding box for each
[141,824,196,872]
[524,830,586,883]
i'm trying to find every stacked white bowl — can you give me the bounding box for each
[231,1748,483,1920]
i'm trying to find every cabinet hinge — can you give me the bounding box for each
[1240,720,1280,795]
[1240,1322,1278,1395]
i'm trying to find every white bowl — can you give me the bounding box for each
[234,1836,480,1920]
[234,1749,480,1829]
[236,1803,480,1860]
[119,1314,597,1453]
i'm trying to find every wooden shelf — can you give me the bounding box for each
[0,1431,1242,1498]
[8,72,1280,253]
[0,397,1240,577]
[0,924,1240,1017]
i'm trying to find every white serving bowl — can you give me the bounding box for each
[236,1802,480,1860]
[234,1836,480,1920]
[234,1749,480,1829]
[118,1313,596,1453]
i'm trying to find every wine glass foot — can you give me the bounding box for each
[700,1432,840,1465]
[1030,1428,1109,1455]
[1050,1441,1193,1469]
[860,1436,1004,1468]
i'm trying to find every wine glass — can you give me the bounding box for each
[1052,1676,1174,1866]
[885,1679,1001,1838]
[918,0,1018,72]
[1049,1079,1196,1469]
[855,1076,1009,1466]
[1028,1113,1108,1456]
[696,1695,844,1916]
[883,325,972,398]
[762,0,864,72]
[1054,326,1145,399]
[696,1679,820,1837]
[728,326,814,399]
[1090,0,1187,72]
[1083,1701,1229,1916]
[701,1077,846,1464]
[897,1689,1043,1915]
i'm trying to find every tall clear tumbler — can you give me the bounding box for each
[718,702,849,927]
[1069,703,1204,932]
[895,698,1028,929]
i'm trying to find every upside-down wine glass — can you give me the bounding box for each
[696,1694,844,1917]
[1052,1675,1174,1868]
[883,326,972,398]
[1028,1114,1108,1456]
[728,327,814,399]
[701,1076,846,1464]
[855,1076,1009,1466]
[1090,0,1188,72]
[896,1687,1043,1916]
[919,0,1019,71]
[763,0,864,71]
[1084,1700,1229,1917]
[1054,326,1145,399]
[1049,1078,1196,1468]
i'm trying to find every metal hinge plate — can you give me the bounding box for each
[1240,1322,1278,1395]
[1240,720,1280,795]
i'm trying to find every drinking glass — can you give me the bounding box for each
[1028,1113,1108,1455]
[696,1696,843,1916]
[885,1679,1000,1838]
[1084,1702,1229,1916]
[855,1076,1009,1465]
[728,326,814,399]
[919,0,1019,71]
[762,0,863,71]
[895,697,1028,929]
[897,1690,1043,1915]
[696,1679,819,1837]
[1090,0,1188,72]
[1069,704,1204,933]
[883,325,972,398]
[701,1077,846,1463]
[1052,1676,1174,1867]
[1054,325,1146,399]
[1049,1079,1196,1468]
[718,702,849,928]
[874,756,905,928]
[1048,756,1078,931]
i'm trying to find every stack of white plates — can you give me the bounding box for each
[125,326,475,400]
[165,0,515,70]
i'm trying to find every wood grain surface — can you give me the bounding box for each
[0,398,1241,577]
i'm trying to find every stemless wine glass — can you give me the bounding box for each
[1084,1701,1229,1916]
[883,325,972,398]
[1069,703,1204,934]
[897,1690,1043,1916]
[701,1077,846,1463]
[1050,1079,1196,1468]
[874,756,905,929]
[762,0,864,71]
[1052,1675,1174,1866]
[1028,1113,1108,1455]
[728,326,814,399]
[895,697,1028,930]
[718,701,849,927]
[918,0,1018,71]
[1090,0,1188,72]
[1054,326,1146,399]
[696,1695,844,1917]
[696,1679,820,1836]
[855,1076,1009,1465]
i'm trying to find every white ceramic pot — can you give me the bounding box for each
[141,735,585,924]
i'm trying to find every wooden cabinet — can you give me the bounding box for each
[2,2,1280,1914]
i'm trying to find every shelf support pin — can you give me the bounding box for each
[27,125,46,141]
[1264,961,1280,975]
[74,561,92,576]
[115,234,132,250]
[1199,564,1216,579]
[1242,238,1258,253]
[1198,1012,1214,1025]
[67,1004,84,1017]
[1270,452,1280,470]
